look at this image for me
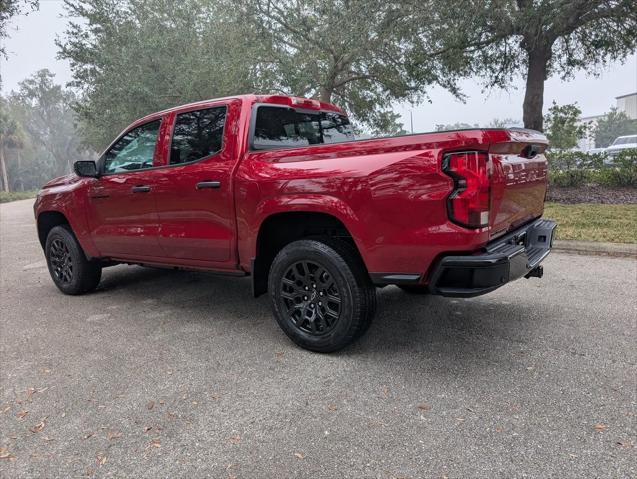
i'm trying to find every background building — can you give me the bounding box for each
[577,92,637,150]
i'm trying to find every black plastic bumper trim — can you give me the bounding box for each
[428,218,557,298]
[370,273,422,286]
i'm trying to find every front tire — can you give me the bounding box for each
[268,238,376,353]
[45,225,102,295]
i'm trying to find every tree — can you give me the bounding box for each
[543,102,587,150]
[58,0,266,150]
[1,70,88,191]
[9,69,86,175]
[59,0,467,141]
[244,0,462,134]
[0,0,38,57]
[594,107,637,147]
[487,117,520,128]
[413,0,637,131]
[435,122,478,131]
[0,96,25,191]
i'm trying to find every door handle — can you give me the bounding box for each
[132,185,151,193]
[196,181,221,189]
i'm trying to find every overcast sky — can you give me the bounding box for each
[1,0,636,131]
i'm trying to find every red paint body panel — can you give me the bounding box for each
[34,94,549,284]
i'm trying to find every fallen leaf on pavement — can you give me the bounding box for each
[275,351,284,359]
[96,453,107,466]
[107,430,122,440]
[594,423,608,431]
[327,404,337,412]
[30,420,46,433]
[17,410,28,419]
[146,401,155,410]
[150,438,161,448]
[0,447,16,461]
[25,388,36,401]
[495,427,504,433]
[417,403,432,411]
[1,406,10,414]
[229,435,241,445]
[616,440,634,449]
[382,387,390,398]
[294,452,305,460]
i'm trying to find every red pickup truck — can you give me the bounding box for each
[34,94,556,352]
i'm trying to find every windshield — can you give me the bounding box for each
[611,135,637,146]
[253,106,354,150]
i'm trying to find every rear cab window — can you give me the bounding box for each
[252,105,354,150]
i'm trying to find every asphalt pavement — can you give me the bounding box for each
[1,198,635,478]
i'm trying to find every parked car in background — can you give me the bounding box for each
[586,147,607,155]
[605,134,637,158]
[34,94,556,352]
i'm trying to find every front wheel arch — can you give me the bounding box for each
[37,211,70,250]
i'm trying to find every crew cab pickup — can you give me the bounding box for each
[34,94,556,352]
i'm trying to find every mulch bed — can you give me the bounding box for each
[547,185,637,204]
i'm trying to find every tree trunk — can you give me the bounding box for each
[0,144,10,193]
[318,86,332,103]
[522,48,550,132]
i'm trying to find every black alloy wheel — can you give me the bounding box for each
[268,238,376,353]
[280,260,342,336]
[49,238,74,284]
[45,225,102,295]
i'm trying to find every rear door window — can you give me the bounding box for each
[170,106,227,164]
[252,106,354,150]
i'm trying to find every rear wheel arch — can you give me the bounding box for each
[251,211,368,297]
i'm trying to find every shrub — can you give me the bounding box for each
[546,150,600,187]
[546,149,636,188]
[549,169,590,187]
[595,149,637,187]
[0,191,37,203]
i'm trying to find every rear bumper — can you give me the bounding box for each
[428,218,557,297]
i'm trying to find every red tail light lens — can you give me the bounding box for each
[443,151,491,228]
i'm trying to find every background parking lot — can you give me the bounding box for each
[1,199,635,478]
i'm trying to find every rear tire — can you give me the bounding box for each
[45,225,102,295]
[268,238,376,353]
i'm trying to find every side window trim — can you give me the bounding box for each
[168,105,228,167]
[99,118,163,175]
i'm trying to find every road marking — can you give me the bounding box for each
[23,261,47,270]
[86,314,112,323]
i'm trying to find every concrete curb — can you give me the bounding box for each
[553,240,637,258]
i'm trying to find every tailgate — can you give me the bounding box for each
[488,130,548,238]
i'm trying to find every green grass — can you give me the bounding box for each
[0,191,37,203]
[544,202,637,244]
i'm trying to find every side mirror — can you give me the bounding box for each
[74,160,99,178]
